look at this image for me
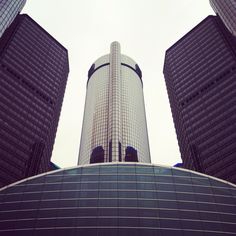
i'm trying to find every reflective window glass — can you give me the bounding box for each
[78,199,97,207]
[172,169,191,177]
[100,166,117,174]
[99,199,118,207]
[98,217,118,227]
[118,167,135,174]
[118,217,139,227]
[100,175,117,181]
[100,182,117,189]
[157,183,174,191]
[80,190,98,198]
[118,174,135,181]
[154,167,172,175]
[82,167,99,174]
[119,208,137,217]
[136,167,152,174]
[64,168,81,175]
[136,175,154,182]
[119,190,137,198]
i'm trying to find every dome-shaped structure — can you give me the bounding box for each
[0,163,235,235]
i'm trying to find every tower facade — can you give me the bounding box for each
[0,14,69,187]
[0,0,26,38]
[163,16,236,183]
[78,42,150,165]
[210,0,236,37]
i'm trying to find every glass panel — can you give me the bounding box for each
[82,167,99,174]
[58,199,77,207]
[99,190,117,198]
[100,166,117,174]
[98,217,118,227]
[100,175,117,181]
[78,199,97,207]
[138,208,157,217]
[119,208,137,217]
[136,183,155,190]
[158,200,178,209]
[97,228,118,236]
[172,168,191,177]
[139,218,158,227]
[154,167,172,175]
[43,183,61,191]
[157,191,176,200]
[175,184,194,192]
[81,182,99,190]
[64,168,81,175]
[138,199,155,207]
[60,190,79,198]
[155,176,173,183]
[99,199,118,207]
[119,190,137,198]
[117,182,135,189]
[62,175,81,182]
[119,198,137,207]
[76,217,97,226]
[76,228,98,235]
[136,166,152,174]
[157,183,174,191]
[118,166,135,174]
[98,207,118,216]
[118,174,135,181]
[194,186,212,194]
[118,217,139,227]
[77,208,98,217]
[44,175,62,183]
[100,182,117,189]
[80,190,98,198]
[136,175,155,182]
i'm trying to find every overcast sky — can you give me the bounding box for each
[22,0,213,168]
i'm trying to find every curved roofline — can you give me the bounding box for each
[1,162,236,192]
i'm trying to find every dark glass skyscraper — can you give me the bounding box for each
[163,15,236,183]
[210,0,236,37]
[0,14,69,187]
[0,0,26,38]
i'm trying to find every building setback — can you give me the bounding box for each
[78,42,151,165]
[210,0,236,37]
[0,14,69,187]
[163,15,236,183]
[0,0,26,38]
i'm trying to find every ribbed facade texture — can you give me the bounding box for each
[0,14,69,187]
[210,0,236,37]
[163,16,236,183]
[0,0,26,38]
[78,42,150,165]
[0,163,235,236]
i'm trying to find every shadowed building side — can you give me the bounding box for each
[163,15,236,183]
[0,14,69,187]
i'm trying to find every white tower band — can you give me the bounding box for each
[78,42,151,164]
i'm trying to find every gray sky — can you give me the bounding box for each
[22,0,213,168]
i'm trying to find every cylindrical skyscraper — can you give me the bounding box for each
[78,42,151,164]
